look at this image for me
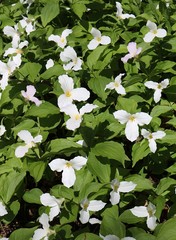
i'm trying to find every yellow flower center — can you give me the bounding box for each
[149,134,153,139]
[65,162,72,168]
[16,49,23,54]
[96,37,101,42]
[65,91,72,97]
[27,141,36,149]
[60,37,65,43]
[157,84,162,89]
[152,29,158,34]
[129,115,136,122]
[114,82,119,88]
[74,114,81,120]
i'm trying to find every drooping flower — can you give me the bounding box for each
[21,85,42,106]
[57,74,90,108]
[141,129,166,153]
[144,79,169,103]
[100,234,136,240]
[61,103,97,131]
[3,25,20,47]
[116,2,135,19]
[105,73,126,95]
[15,130,42,158]
[32,213,55,240]
[87,28,111,50]
[60,46,83,71]
[113,110,152,142]
[49,156,87,188]
[19,16,36,35]
[79,198,106,224]
[143,20,167,43]
[121,42,142,63]
[0,202,8,217]
[48,29,72,49]
[40,193,64,221]
[110,179,136,205]
[130,202,157,231]
[0,125,6,137]
[45,59,54,69]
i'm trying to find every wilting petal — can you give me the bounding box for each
[119,181,136,192]
[156,29,167,38]
[15,145,29,158]
[62,166,76,187]
[153,89,162,103]
[110,190,120,205]
[79,209,90,224]
[125,120,139,142]
[147,215,157,230]
[71,156,87,170]
[49,158,66,172]
[113,110,130,124]
[88,200,106,211]
[143,32,155,43]
[130,206,148,217]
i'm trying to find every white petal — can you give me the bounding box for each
[144,81,158,90]
[72,58,83,71]
[143,32,155,43]
[130,206,148,217]
[110,191,120,205]
[141,128,150,138]
[62,166,76,187]
[149,139,157,153]
[15,145,29,158]
[58,74,74,93]
[161,78,169,88]
[89,218,101,224]
[0,125,6,136]
[49,205,60,221]
[127,42,137,55]
[105,82,116,90]
[4,47,16,56]
[115,85,126,95]
[134,112,152,126]
[48,34,60,43]
[121,53,132,63]
[113,110,130,124]
[80,103,97,115]
[153,89,162,103]
[61,104,79,116]
[91,28,101,38]
[63,62,74,71]
[49,158,66,172]
[66,118,82,131]
[46,59,54,69]
[152,131,166,140]
[0,202,7,216]
[87,39,99,50]
[114,73,125,83]
[32,229,47,240]
[146,20,157,31]
[40,193,57,207]
[100,36,111,45]
[33,135,42,143]
[71,156,87,170]
[116,2,123,16]
[156,29,167,38]
[39,213,50,230]
[88,200,106,211]
[125,120,139,142]
[61,29,72,38]
[72,88,90,101]
[79,209,90,224]
[119,181,136,192]
[19,40,28,49]
[121,13,135,19]
[147,215,157,230]
[101,234,119,240]
[57,94,73,108]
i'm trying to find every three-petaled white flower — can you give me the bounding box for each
[61,103,97,131]
[113,110,152,142]
[0,125,6,137]
[141,129,166,153]
[15,130,42,158]
[49,156,87,188]
[60,46,83,71]
[144,79,169,103]
[100,234,136,240]
[121,42,142,63]
[40,193,64,221]
[110,179,136,205]
[105,73,126,95]
[48,29,72,49]
[0,201,8,217]
[79,198,106,224]
[143,20,167,43]
[87,28,111,50]
[32,213,55,240]
[21,85,42,106]
[116,2,135,19]
[19,16,36,35]
[130,202,157,231]
[57,74,90,109]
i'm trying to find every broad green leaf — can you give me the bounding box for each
[18,62,42,82]
[9,227,37,240]
[28,161,47,182]
[41,2,60,27]
[51,184,74,200]
[125,174,153,192]
[72,1,87,19]
[160,130,176,145]
[156,177,176,195]
[41,65,64,79]
[60,202,79,224]
[23,188,43,204]
[156,218,176,240]
[154,196,166,219]
[4,200,20,224]
[154,61,176,74]
[12,119,36,135]
[132,141,150,166]
[150,105,172,117]
[75,233,101,240]
[116,97,137,113]
[87,46,107,69]
[119,210,144,224]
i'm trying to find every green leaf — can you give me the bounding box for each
[75,233,101,240]
[132,141,150,166]
[150,105,172,117]
[9,227,37,240]
[23,188,43,204]
[117,97,137,113]
[28,161,47,182]
[119,210,144,224]
[12,119,36,135]
[18,62,42,82]
[125,174,153,192]
[156,177,176,195]
[40,65,64,80]
[41,2,60,27]
[156,218,176,240]
[87,46,107,69]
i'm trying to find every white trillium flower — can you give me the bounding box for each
[0,125,6,137]
[60,46,83,71]
[110,179,136,205]
[15,130,42,158]
[19,16,36,35]
[87,28,111,50]
[45,59,54,69]
[49,156,87,188]
[144,79,169,103]
[48,29,72,49]
[57,74,90,108]
[79,198,106,224]
[40,193,64,221]
[61,103,97,131]
[21,85,42,106]
[105,73,126,95]
[113,110,152,142]
[130,202,157,231]
[141,129,166,153]
[121,42,142,63]
[116,2,135,19]
[0,202,8,216]
[32,213,55,240]
[100,234,136,240]
[3,25,20,47]
[143,20,167,43]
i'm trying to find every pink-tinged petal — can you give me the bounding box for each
[91,28,101,38]
[134,112,152,126]
[61,104,79,116]
[113,110,130,124]
[119,181,136,192]
[110,190,120,205]
[15,145,29,158]
[144,81,158,90]
[127,42,137,54]
[48,34,60,43]
[125,120,139,142]
[66,118,82,131]
[32,229,47,240]
[136,47,142,55]
[33,135,42,143]
[147,215,157,231]
[72,88,90,101]
[100,36,111,45]
[62,166,75,187]
[88,200,106,211]
[141,128,150,138]
[49,158,66,172]
[143,32,155,43]
[61,29,72,38]
[156,28,167,38]
[40,193,57,207]
[31,96,42,106]
[130,206,148,217]
[49,205,60,221]
[121,53,132,63]
[154,89,162,103]
[71,156,87,170]
[152,131,166,140]
[57,94,73,109]
[79,209,90,224]
[17,130,33,143]
[115,85,126,95]
[148,139,157,153]
[161,78,169,88]
[146,20,157,31]
[58,74,74,93]
[87,39,99,50]
[0,202,7,216]
[80,103,97,115]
